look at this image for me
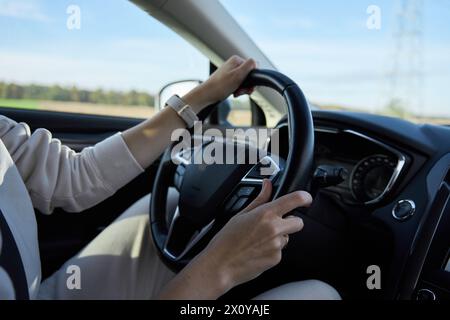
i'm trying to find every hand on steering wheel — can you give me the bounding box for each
[150,67,314,273]
[200,179,311,290]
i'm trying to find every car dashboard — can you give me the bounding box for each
[275,124,408,206]
[269,110,450,300]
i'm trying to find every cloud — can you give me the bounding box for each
[0,0,48,22]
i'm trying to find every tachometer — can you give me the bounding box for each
[350,155,397,203]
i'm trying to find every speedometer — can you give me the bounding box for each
[350,155,397,203]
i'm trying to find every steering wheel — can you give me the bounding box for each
[150,69,314,271]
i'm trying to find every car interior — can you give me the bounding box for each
[1,0,450,300]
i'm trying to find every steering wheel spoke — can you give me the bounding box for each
[164,207,215,261]
[173,164,186,191]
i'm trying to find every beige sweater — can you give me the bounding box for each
[0,115,144,299]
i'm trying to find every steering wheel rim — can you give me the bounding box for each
[150,69,314,271]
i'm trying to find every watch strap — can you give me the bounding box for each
[166,95,199,128]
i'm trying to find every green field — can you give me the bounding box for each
[0,99,39,110]
[0,99,156,119]
[0,98,447,126]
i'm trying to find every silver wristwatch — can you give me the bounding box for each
[165,95,199,128]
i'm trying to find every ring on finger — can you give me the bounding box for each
[282,234,289,249]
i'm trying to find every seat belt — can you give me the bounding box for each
[0,209,30,300]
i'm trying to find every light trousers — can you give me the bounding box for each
[38,194,341,300]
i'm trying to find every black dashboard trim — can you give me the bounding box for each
[272,120,410,206]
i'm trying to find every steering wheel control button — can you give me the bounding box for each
[224,195,239,212]
[231,197,249,213]
[392,199,416,221]
[237,186,255,197]
[416,289,437,301]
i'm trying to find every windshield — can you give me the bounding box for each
[0,1,209,119]
[221,0,450,125]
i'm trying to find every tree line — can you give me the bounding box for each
[0,82,155,107]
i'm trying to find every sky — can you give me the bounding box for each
[0,0,449,118]
[0,0,210,93]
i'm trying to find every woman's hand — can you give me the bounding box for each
[122,55,256,173]
[159,180,312,299]
[202,179,311,290]
[183,55,257,113]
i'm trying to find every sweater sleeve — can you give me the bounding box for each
[0,116,144,214]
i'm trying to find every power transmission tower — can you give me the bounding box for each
[387,0,424,117]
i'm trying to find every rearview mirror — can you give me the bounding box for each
[156,79,264,128]
[156,80,202,111]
